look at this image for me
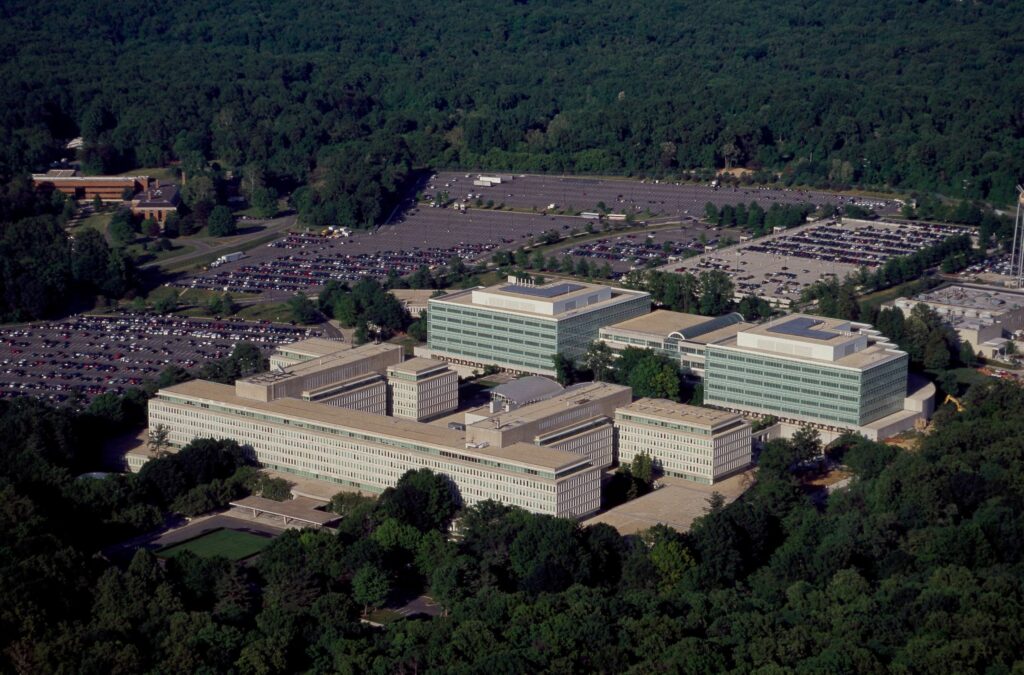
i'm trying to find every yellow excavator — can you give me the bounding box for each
[944,394,965,413]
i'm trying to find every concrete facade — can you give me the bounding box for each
[615,399,752,484]
[148,380,602,519]
[387,358,459,421]
[464,381,632,470]
[235,343,403,404]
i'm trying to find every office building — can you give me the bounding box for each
[599,310,752,378]
[387,357,458,421]
[464,380,632,469]
[147,380,601,518]
[703,314,927,439]
[31,169,152,202]
[130,180,181,224]
[615,399,752,484]
[236,343,403,414]
[424,276,649,375]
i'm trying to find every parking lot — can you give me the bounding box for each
[428,171,900,220]
[0,315,322,404]
[663,218,971,305]
[559,224,746,274]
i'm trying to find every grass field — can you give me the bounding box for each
[156,528,273,561]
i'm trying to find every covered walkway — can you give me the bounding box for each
[229,495,341,528]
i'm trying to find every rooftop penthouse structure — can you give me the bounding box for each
[425,276,649,375]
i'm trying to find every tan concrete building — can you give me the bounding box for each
[387,357,458,421]
[147,380,601,518]
[269,338,351,369]
[615,399,752,484]
[464,381,632,470]
[235,343,403,417]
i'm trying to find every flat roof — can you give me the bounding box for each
[229,495,341,525]
[390,289,441,303]
[470,381,630,429]
[433,284,649,319]
[497,282,585,298]
[246,343,400,382]
[604,310,712,337]
[275,337,350,358]
[388,357,448,375]
[745,314,855,345]
[714,335,904,370]
[616,398,745,430]
[906,283,1024,313]
[157,380,585,472]
[603,310,750,342]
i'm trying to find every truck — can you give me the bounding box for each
[211,251,245,267]
[473,180,493,187]
[478,175,502,184]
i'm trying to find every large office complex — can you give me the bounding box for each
[463,380,632,470]
[386,357,459,421]
[424,276,649,375]
[703,314,927,439]
[147,380,601,518]
[615,399,752,484]
[599,310,752,378]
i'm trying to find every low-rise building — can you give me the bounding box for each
[130,180,181,224]
[424,276,650,375]
[599,310,752,378]
[390,289,440,318]
[31,169,151,202]
[147,380,601,518]
[893,283,1024,358]
[615,399,752,484]
[387,357,458,421]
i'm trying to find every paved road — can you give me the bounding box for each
[141,214,298,271]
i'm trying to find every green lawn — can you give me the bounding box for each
[74,211,112,235]
[156,528,272,561]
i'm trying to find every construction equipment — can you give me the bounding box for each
[944,394,965,413]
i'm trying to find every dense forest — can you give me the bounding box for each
[2,0,1023,232]
[2,374,1023,672]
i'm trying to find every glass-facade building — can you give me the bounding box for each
[704,315,909,429]
[428,278,650,375]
